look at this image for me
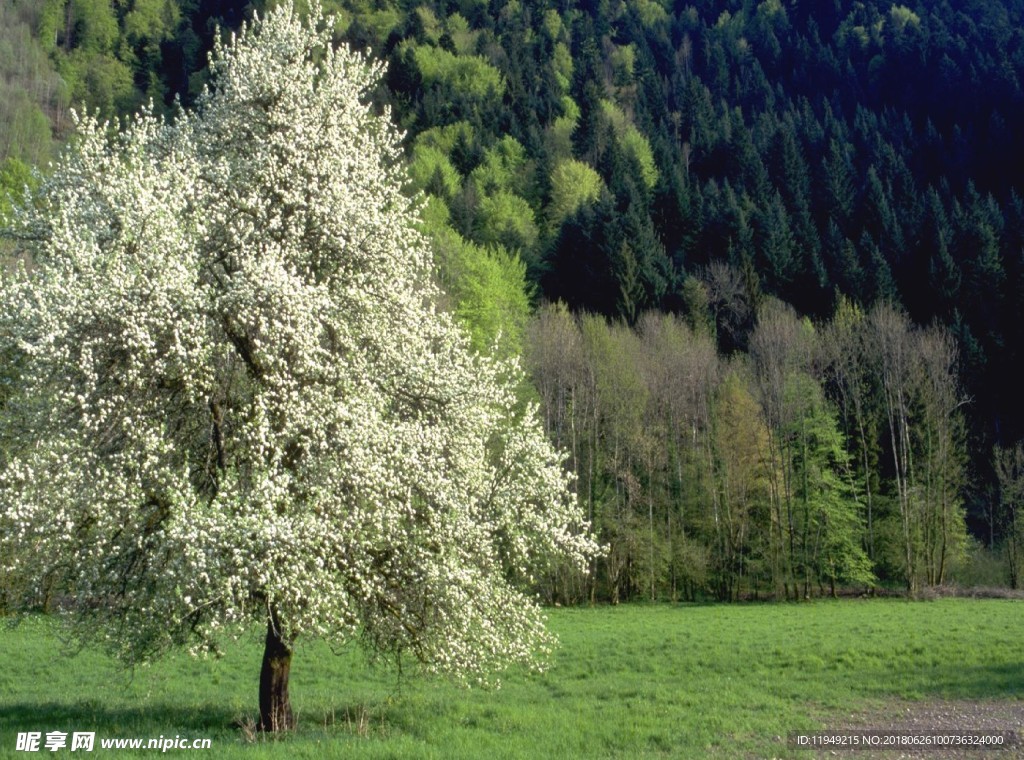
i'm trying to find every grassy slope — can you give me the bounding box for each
[1,600,1021,758]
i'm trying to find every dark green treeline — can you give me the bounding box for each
[5,0,1024,592]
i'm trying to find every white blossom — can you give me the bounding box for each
[0,1,598,681]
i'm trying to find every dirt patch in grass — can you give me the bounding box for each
[817,700,1024,758]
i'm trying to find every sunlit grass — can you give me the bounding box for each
[2,599,1022,758]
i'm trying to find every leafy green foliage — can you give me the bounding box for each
[599,100,658,190]
[6,0,1024,590]
[469,137,529,198]
[420,199,531,358]
[408,43,504,100]
[476,190,539,253]
[408,144,462,200]
[783,372,874,589]
[0,2,65,166]
[0,6,597,723]
[0,157,36,220]
[548,159,603,225]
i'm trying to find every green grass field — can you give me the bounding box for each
[1,599,1022,758]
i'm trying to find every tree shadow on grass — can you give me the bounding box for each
[868,663,1024,704]
[0,700,395,743]
[0,700,239,735]
[913,663,1024,700]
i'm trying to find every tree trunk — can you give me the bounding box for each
[259,612,295,732]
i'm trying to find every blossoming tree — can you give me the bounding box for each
[0,3,597,732]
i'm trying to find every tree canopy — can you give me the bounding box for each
[0,1,597,731]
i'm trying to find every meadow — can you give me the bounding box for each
[1,599,1022,758]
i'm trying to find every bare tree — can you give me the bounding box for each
[701,261,755,351]
[749,299,814,598]
[526,302,586,461]
[868,304,968,592]
[869,303,919,592]
[993,443,1024,588]
[525,302,594,604]
[915,326,968,585]
[638,312,720,600]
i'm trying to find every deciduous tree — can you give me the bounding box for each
[0,2,597,732]
[994,442,1024,588]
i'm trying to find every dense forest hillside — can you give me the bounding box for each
[4,0,1024,599]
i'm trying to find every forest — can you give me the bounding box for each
[4,0,1024,602]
